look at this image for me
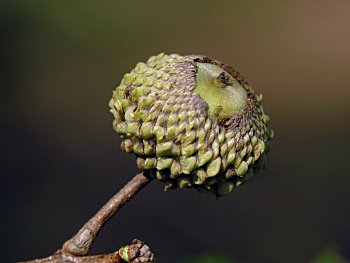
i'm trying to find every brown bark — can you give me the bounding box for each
[20,250,123,263]
[20,239,154,263]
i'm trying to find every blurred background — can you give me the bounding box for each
[1,1,350,262]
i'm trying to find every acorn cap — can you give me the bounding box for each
[109,53,273,196]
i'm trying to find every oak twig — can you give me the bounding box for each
[20,172,154,262]
[20,239,155,263]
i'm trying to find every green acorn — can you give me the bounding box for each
[109,53,273,196]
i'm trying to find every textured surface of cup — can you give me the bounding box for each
[109,53,273,196]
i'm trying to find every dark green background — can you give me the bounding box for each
[1,1,350,262]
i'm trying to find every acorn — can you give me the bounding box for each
[109,53,273,196]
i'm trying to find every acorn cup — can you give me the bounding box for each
[109,53,273,196]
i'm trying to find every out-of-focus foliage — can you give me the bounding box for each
[180,248,348,263]
[312,247,346,263]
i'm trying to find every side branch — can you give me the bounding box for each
[21,239,155,263]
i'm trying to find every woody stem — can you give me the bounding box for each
[61,171,152,256]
